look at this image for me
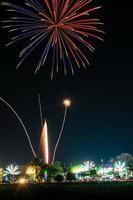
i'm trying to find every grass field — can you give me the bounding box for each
[0,182,133,200]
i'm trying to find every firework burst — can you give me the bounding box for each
[1,0,104,78]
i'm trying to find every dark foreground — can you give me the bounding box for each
[0,182,133,200]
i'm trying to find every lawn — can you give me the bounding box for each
[0,182,133,200]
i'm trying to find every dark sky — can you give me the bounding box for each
[0,0,133,167]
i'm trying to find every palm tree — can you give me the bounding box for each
[30,158,43,182]
[128,164,133,178]
[42,161,64,182]
[81,161,95,172]
[114,161,127,178]
[89,169,98,181]
[114,161,126,172]
[5,164,20,181]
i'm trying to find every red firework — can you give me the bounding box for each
[2,0,104,78]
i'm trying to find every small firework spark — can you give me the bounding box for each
[1,0,104,78]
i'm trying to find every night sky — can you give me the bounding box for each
[0,0,133,167]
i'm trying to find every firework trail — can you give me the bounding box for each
[0,96,37,157]
[40,120,49,164]
[1,0,104,78]
[52,107,67,164]
[38,94,44,128]
[52,99,71,163]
